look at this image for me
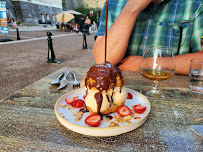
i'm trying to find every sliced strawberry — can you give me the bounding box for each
[133,104,146,114]
[85,114,101,127]
[83,94,87,99]
[117,105,132,117]
[65,97,76,104]
[72,99,85,108]
[127,93,133,99]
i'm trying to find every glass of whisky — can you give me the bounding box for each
[139,46,176,98]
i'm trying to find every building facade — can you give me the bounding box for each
[63,0,82,11]
[4,0,106,24]
[6,0,62,24]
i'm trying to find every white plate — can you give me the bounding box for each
[54,88,151,137]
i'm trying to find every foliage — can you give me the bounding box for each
[62,0,66,10]
[74,7,102,24]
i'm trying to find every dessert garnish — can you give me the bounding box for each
[65,97,76,104]
[85,114,101,127]
[63,95,146,127]
[71,99,85,108]
[117,105,132,117]
[127,93,133,99]
[133,104,146,114]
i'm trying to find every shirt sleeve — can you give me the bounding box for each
[190,2,203,52]
[96,2,107,37]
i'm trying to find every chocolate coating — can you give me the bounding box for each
[94,92,103,113]
[85,63,123,91]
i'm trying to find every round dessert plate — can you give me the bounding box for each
[55,88,151,137]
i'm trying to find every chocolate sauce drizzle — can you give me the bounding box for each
[106,115,113,120]
[105,0,109,64]
[79,107,89,113]
[94,92,103,113]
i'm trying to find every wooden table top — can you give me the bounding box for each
[0,67,202,152]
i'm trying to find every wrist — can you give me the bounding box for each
[126,0,152,13]
[124,1,142,18]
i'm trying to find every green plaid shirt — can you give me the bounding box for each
[96,0,203,56]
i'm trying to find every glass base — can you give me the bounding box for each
[189,118,203,137]
[189,85,203,94]
[143,88,168,99]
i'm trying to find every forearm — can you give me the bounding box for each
[175,52,202,75]
[118,52,202,75]
[93,1,143,65]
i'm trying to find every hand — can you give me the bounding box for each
[118,55,142,71]
[127,0,153,12]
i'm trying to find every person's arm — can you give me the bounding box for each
[174,52,202,75]
[118,55,142,71]
[118,52,202,75]
[93,0,152,65]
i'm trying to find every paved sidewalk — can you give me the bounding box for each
[0,30,97,100]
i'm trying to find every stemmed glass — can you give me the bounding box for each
[139,46,176,98]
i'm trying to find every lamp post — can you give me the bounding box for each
[95,0,99,19]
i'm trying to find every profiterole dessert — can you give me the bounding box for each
[84,62,128,115]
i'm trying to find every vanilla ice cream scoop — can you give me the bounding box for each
[85,89,112,113]
[111,86,128,106]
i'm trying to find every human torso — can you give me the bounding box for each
[105,0,202,56]
[85,19,91,24]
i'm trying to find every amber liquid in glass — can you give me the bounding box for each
[140,69,174,81]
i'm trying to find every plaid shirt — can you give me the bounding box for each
[96,0,203,56]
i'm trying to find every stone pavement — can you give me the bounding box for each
[0,30,96,100]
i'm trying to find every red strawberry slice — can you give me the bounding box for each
[133,104,146,114]
[65,97,76,104]
[117,105,132,117]
[127,93,133,99]
[85,114,101,127]
[83,94,87,99]
[71,99,85,108]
